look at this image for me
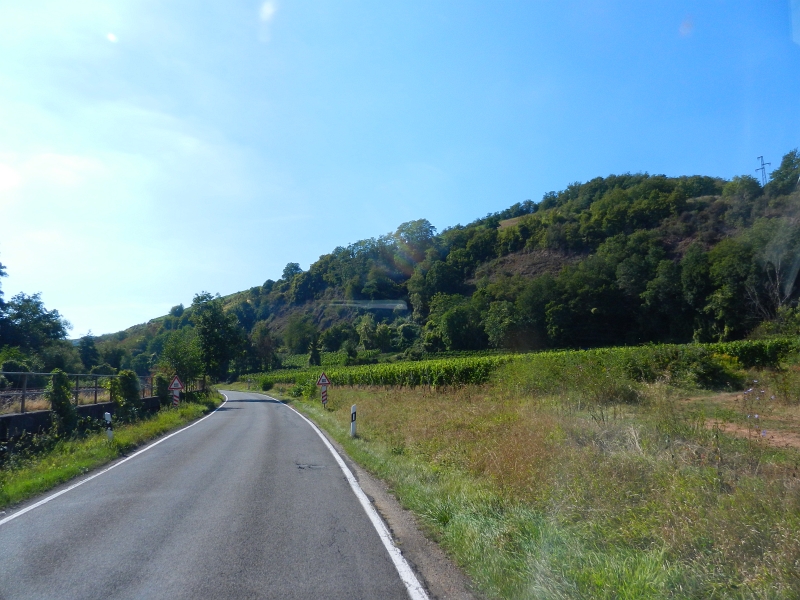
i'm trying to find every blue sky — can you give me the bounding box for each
[1,0,799,336]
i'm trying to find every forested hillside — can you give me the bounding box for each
[5,149,800,381]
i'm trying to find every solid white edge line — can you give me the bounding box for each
[268,393,429,600]
[0,394,229,528]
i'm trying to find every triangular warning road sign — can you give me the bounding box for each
[316,372,331,386]
[168,375,185,390]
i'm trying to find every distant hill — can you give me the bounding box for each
[88,149,800,376]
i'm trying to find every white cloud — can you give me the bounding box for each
[259,1,277,23]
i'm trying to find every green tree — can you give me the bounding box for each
[394,219,436,264]
[308,338,321,366]
[282,262,303,280]
[465,227,499,263]
[640,260,690,341]
[78,334,100,371]
[319,322,357,351]
[483,301,520,349]
[41,341,82,373]
[361,266,398,300]
[100,344,127,370]
[341,339,358,364]
[425,262,462,296]
[4,293,69,352]
[158,328,202,386]
[436,304,486,350]
[765,149,800,198]
[723,175,763,226]
[191,292,246,380]
[154,374,170,406]
[284,314,318,354]
[356,314,377,349]
[705,239,756,340]
[250,320,279,371]
[112,369,141,420]
[47,369,77,434]
[374,323,393,352]
[680,244,713,340]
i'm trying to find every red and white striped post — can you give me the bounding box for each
[168,375,184,408]
[316,372,331,408]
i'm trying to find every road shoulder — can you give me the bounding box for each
[295,405,483,600]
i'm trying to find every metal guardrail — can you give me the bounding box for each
[0,372,155,415]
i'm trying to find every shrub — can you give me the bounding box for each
[112,370,141,421]
[47,369,77,434]
[155,374,170,406]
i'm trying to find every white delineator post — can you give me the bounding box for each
[350,404,357,438]
[104,412,113,441]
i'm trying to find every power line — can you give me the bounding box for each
[756,156,771,187]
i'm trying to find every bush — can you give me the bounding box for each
[47,369,77,434]
[155,374,170,406]
[260,378,274,391]
[112,370,141,421]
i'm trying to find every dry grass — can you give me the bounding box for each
[0,389,116,415]
[291,380,800,598]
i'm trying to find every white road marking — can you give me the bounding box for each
[270,393,430,600]
[0,395,228,527]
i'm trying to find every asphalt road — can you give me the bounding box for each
[0,391,419,599]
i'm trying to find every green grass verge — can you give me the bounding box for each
[0,394,222,510]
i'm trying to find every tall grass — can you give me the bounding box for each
[285,368,800,598]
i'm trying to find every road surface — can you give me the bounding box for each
[0,390,422,599]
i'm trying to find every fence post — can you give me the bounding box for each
[20,373,27,414]
[94,376,98,404]
[74,375,79,406]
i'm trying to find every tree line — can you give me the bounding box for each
[4,149,800,382]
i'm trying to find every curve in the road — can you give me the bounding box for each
[0,390,430,599]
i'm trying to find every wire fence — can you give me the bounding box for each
[0,372,155,415]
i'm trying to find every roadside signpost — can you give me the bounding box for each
[169,375,184,407]
[350,404,357,438]
[316,372,331,407]
[104,412,113,441]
